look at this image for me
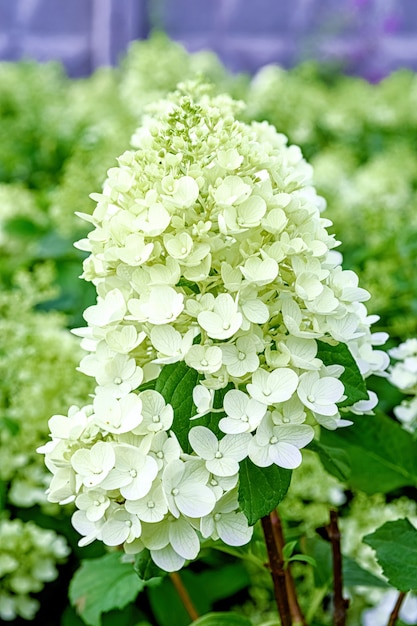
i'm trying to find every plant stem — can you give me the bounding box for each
[326,509,349,626]
[270,509,307,626]
[261,512,293,626]
[169,571,200,622]
[387,591,407,626]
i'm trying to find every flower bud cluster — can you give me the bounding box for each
[39,83,388,570]
[0,518,70,621]
[388,338,417,434]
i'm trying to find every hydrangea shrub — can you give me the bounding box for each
[0,518,70,621]
[39,83,388,572]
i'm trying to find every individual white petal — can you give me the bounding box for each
[248,439,272,467]
[72,510,103,546]
[200,514,215,539]
[150,325,182,357]
[273,424,315,448]
[172,176,200,208]
[206,457,240,477]
[269,442,303,469]
[219,433,251,461]
[141,521,170,550]
[174,482,216,518]
[169,519,200,560]
[192,385,214,417]
[241,298,270,324]
[217,512,253,546]
[151,545,185,572]
[313,377,345,404]
[188,426,217,459]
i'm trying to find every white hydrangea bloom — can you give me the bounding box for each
[188,426,251,476]
[162,459,216,518]
[200,489,253,545]
[39,83,388,572]
[248,413,315,469]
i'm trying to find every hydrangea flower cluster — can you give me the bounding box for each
[0,518,70,621]
[388,338,417,434]
[39,83,388,571]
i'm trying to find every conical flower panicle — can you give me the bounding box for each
[39,82,388,571]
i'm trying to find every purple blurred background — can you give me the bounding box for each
[0,0,416,80]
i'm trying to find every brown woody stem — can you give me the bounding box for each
[262,512,293,626]
[326,509,349,626]
[170,571,200,621]
[270,509,307,626]
[387,591,407,626]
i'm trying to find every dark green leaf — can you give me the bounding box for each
[68,553,144,626]
[155,361,200,452]
[196,562,251,603]
[317,340,368,406]
[177,277,200,294]
[364,518,417,591]
[238,458,292,525]
[191,613,253,626]
[307,439,351,482]
[320,413,417,493]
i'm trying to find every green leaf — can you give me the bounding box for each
[133,549,165,582]
[177,277,200,294]
[196,562,251,603]
[307,439,351,482]
[238,458,292,525]
[191,613,253,626]
[363,518,417,591]
[317,340,368,406]
[320,413,417,493]
[282,540,298,560]
[155,361,200,452]
[287,554,317,567]
[68,553,145,626]
[342,556,389,589]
